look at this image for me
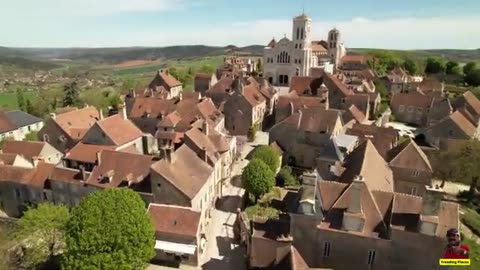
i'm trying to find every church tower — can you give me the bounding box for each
[327,28,345,70]
[292,14,312,76]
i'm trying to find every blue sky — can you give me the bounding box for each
[2,0,480,49]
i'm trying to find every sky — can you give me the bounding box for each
[1,0,480,49]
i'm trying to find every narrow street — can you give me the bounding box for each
[200,132,269,270]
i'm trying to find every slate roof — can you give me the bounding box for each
[0,112,17,134]
[5,110,42,128]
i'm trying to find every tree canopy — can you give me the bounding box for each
[432,140,480,186]
[424,57,446,74]
[62,189,155,270]
[16,88,25,111]
[465,69,480,87]
[446,61,461,75]
[403,58,418,75]
[463,62,477,75]
[251,145,280,173]
[62,81,81,107]
[276,166,299,187]
[242,159,275,201]
[15,203,70,267]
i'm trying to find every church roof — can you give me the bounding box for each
[266,38,276,48]
[294,14,311,20]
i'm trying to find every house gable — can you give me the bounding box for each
[81,123,116,146]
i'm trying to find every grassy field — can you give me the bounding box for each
[0,90,37,110]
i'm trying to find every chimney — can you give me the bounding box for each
[79,165,87,181]
[421,185,444,216]
[99,109,104,120]
[202,120,209,136]
[96,151,102,165]
[118,103,127,120]
[200,147,208,163]
[297,110,303,130]
[49,113,56,119]
[342,175,366,232]
[128,89,136,98]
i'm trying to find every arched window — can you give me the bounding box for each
[296,28,300,40]
[277,55,280,62]
[296,68,300,76]
[299,44,302,49]
[288,55,290,63]
[295,44,298,49]
[301,28,304,39]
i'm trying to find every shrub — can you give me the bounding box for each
[251,145,280,172]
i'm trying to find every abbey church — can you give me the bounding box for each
[263,14,346,86]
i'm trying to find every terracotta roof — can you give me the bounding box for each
[341,55,368,64]
[149,70,182,89]
[276,95,328,113]
[29,162,55,188]
[0,153,18,165]
[207,77,234,94]
[186,125,230,153]
[323,179,390,238]
[181,92,201,100]
[290,76,322,95]
[151,144,213,199]
[148,204,200,238]
[158,112,182,128]
[2,140,46,160]
[96,114,143,146]
[0,164,34,183]
[49,167,86,184]
[281,108,341,133]
[346,124,397,159]
[311,40,328,53]
[129,97,176,118]
[65,142,115,163]
[339,140,394,192]
[86,150,152,188]
[388,139,432,172]
[243,83,266,107]
[449,111,477,137]
[310,68,325,78]
[318,181,348,211]
[343,104,367,124]
[266,38,276,48]
[390,91,433,109]
[323,72,353,96]
[52,106,100,139]
[417,79,444,93]
[0,112,17,133]
[345,94,370,115]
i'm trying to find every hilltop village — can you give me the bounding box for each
[1,13,479,270]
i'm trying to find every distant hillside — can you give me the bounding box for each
[0,56,61,71]
[3,45,265,65]
[350,48,480,63]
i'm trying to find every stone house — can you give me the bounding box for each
[251,77,279,119]
[37,106,101,153]
[150,144,216,244]
[269,108,345,180]
[148,204,204,266]
[425,111,479,150]
[194,73,218,96]
[426,97,452,127]
[451,91,480,127]
[205,77,235,109]
[387,139,433,197]
[1,140,63,165]
[183,121,236,198]
[148,69,183,98]
[339,55,369,70]
[290,175,459,270]
[223,77,267,135]
[390,91,432,126]
[0,110,43,140]
[346,123,398,160]
[0,153,33,168]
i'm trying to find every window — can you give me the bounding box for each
[367,250,376,265]
[295,44,298,49]
[410,186,418,196]
[412,170,420,177]
[398,105,405,112]
[407,106,414,112]
[301,28,304,39]
[299,59,302,64]
[448,130,454,136]
[323,242,331,258]
[43,134,50,142]
[296,27,300,40]
[28,125,31,131]
[299,44,302,49]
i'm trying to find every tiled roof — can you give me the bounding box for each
[243,83,266,107]
[439,111,477,137]
[276,95,328,113]
[148,204,200,238]
[2,140,46,160]
[49,167,86,184]
[345,94,370,116]
[341,55,368,64]
[339,140,394,192]
[86,150,152,188]
[388,139,432,172]
[290,76,322,96]
[149,70,182,89]
[346,124,398,159]
[343,104,366,124]
[151,144,213,199]
[53,106,100,139]
[0,112,17,133]
[318,181,348,211]
[65,142,115,163]
[5,110,42,128]
[29,162,55,188]
[390,91,432,109]
[96,114,144,146]
[206,77,234,94]
[266,38,276,48]
[129,97,176,118]
[0,153,18,165]
[281,108,341,133]
[0,164,34,184]
[158,112,182,128]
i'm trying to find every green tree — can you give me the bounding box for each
[463,62,477,75]
[403,58,418,75]
[15,203,70,267]
[374,79,388,99]
[168,67,179,79]
[199,64,215,74]
[62,189,155,270]
[16,88,25,111]
[424,57,446,74]
[25,99,34,114]
[247,126,257,142]
[62,81,80,107]
[446,61,461,75]
[251,145,280,173]
[122,77,139,92]
[465,69,480,87]
[242,159,275,202]
[276,166,299,187]
[24,131,38,141]
[432,140,480,187]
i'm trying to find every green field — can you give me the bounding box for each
[0,91,37,110]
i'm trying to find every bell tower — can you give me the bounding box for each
[292,14,312,76]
